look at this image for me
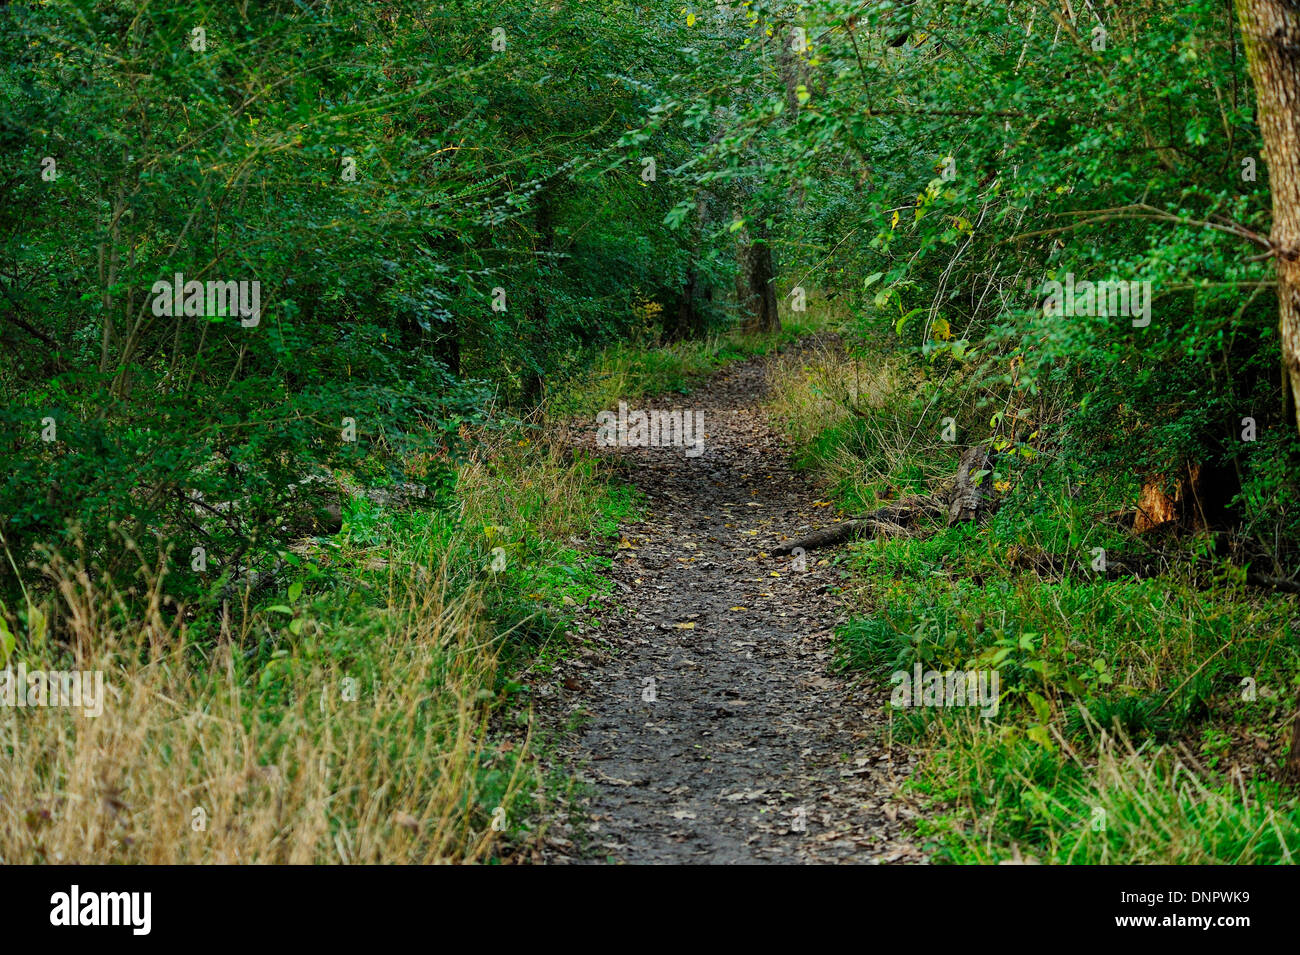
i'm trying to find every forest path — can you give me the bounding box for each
[541,351,925,864]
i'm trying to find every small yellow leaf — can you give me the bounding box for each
[674,622,696,630]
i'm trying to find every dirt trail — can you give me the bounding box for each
[541,353,924,864]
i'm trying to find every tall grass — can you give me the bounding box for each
[908,714,1300,864]
[0,417,633,864]
[1,545,518,863]
[550,316,824,419]
[766,343,946,511]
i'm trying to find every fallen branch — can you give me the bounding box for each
[772,444,995,556]
[769,446,1300,596]
[1244,572,1300,595]
[1005,546,1300,594]
[771,495,942,556]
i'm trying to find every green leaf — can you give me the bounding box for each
[1026,691,1052,722]
[0,617,14,667]
[1027,724,1055,750]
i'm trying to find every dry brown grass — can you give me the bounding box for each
[1,522,540,865]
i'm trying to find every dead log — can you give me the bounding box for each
[771,495,938,556]
[1245,572,1300,595]
[769,514,896,556]
[1005,546,1300,594]
[771,441,994,555]
[948,446,994,525]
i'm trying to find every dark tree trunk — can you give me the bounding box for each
[439,325,461,377]
[663,267,707,341]
[736,224,780,333]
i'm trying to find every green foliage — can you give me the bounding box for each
[0,0,734,608]
[663,0,1300,556]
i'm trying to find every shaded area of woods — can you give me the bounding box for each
[6,0,1300,614]
[2,0,1300,862]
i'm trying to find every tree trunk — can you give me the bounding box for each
[736,224,780,332]
[1236,0,1300,430]
[664,267,705,341]
[1234,8,1300,787]
[948,446,995,525]
[439,323,461,377]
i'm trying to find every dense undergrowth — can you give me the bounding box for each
[8,0,1300,869]
[767,327,1300,864]
[0,419,621,862]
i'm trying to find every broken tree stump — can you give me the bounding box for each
[948,445,994,525]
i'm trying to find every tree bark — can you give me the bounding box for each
[771,501,922,555]
[736,224,780,332]
[948,446,995,524]
[664,266,705,341]
[1236,0,1300,429]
